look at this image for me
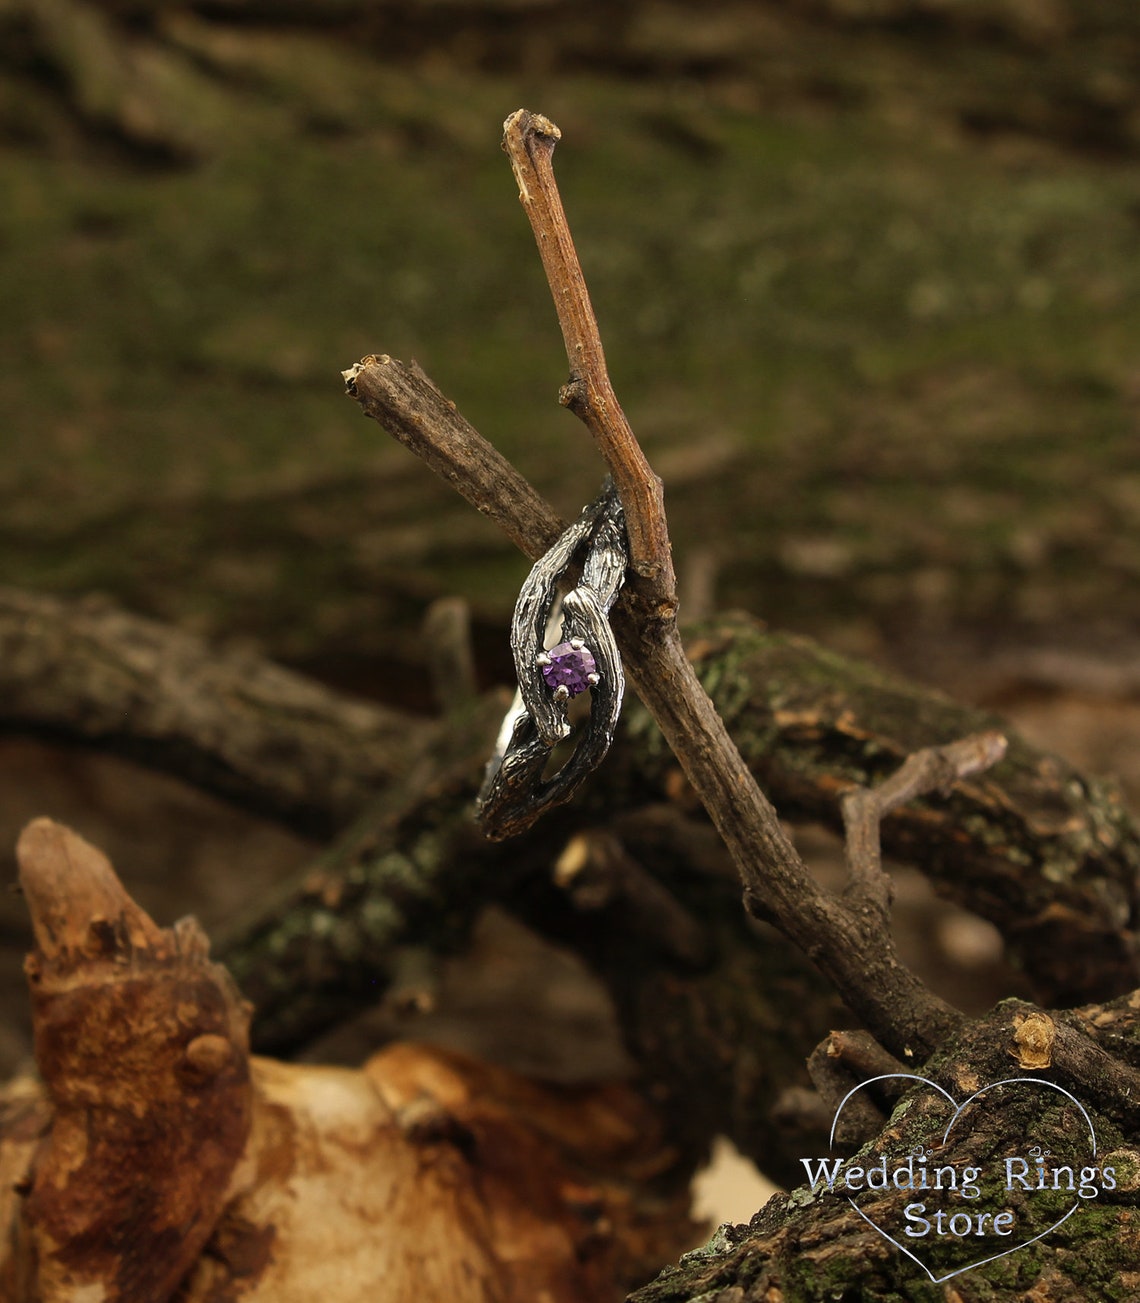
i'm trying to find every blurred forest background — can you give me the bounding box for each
[2,0,1140,1134]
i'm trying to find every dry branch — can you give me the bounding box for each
[8,575,1135,998]
[840,730,1009,912]
[0,586,431,837]
[3,581,1135,1026]
[7,569,1134,1192]
[341,357,564,563]
[340,111,1140,1063]
[501,109,675,595]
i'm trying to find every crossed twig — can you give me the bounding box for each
[345,109,1009,1061]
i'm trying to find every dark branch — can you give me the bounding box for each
[342,355,563,562]
[0,586,428,839]
[5,588,1135,1010]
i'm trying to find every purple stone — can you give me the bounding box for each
[540,642,597,698]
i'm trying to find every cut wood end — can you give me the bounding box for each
[16,817,166,965]
[503,108,561,145]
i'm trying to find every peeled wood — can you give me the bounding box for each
[0,820,694,1303]
[10,818,252,1302]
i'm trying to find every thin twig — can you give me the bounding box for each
[423,596,479,712]
[342,355,564,561]
[341,113,1020,1061]
[497,109,967,1058]
[840,730,1009,911]
[502,110,675,598]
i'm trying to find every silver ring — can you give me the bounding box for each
[477,484,628,839]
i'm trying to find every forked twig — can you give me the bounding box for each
[841,730,1009,911]
[502,110,674,596]
[344,110,1015,1061]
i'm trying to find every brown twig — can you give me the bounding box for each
[840,730,1009,911]
[803,1029,917,1145]
[494,109,970,1059]
[502,110,675,597]
[343,117,974,1060]
[342,355,564,562]
[346,351,964,1059]
[340,112,1033,1062]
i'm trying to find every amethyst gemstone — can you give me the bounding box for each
[541,642,597,698]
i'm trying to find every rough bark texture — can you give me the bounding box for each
[5,586,1135,1019]
[0,587,430,838]
[5,6,1140,1296]
[205,613,1138,1184]
[664,618,1140,1007]
[211,609,1140,1027]
[5,582,1137,1196]
[629,998,1140,1303]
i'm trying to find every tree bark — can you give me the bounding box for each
[4,584,1135,1034]
[628,997,1140,1303]
[6,819,252,1302]
[0,586,434,838]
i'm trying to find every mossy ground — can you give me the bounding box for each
[3,7,1140,672]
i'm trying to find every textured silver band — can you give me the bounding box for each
[477,483,628,840]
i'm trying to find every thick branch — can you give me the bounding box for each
[2,821,698,1302]
[216,693,508,1053]
[5,581,1135,1007]
[0,586,430,838]
[629,998,1140,1303]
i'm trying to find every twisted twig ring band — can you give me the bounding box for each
[477,483,628,839]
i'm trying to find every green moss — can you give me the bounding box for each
[7,17,1140,663]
